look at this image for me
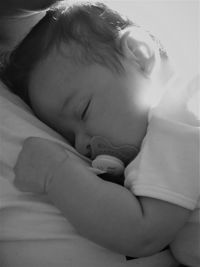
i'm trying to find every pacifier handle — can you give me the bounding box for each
[92,154,125,176]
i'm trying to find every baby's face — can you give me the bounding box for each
[29,45,152,161]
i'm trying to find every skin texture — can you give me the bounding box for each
[14,137,190,257]
[14,30,190,258]
[29,44,150,158]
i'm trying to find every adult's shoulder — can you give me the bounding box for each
[0,0,60,16]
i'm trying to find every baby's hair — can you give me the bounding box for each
[0,1,167,105]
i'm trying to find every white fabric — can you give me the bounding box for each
[124,76,200,264]
[0,81,92,240]
[125,115,199,210]
[125,75,200,214]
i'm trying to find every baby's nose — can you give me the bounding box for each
[75,134,91,158]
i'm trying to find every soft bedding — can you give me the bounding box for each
[0,81,178,266]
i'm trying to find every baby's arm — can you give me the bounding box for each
[14,138,190,258]
[46,154,190,257]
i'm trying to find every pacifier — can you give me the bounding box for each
[90,136,139,176]
[92,154,125,176]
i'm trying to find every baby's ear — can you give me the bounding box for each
[120,28,160,76]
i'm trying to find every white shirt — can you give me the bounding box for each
[125,74,199,213]
[124,75,200,265]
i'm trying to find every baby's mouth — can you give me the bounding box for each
[90,136,139,166]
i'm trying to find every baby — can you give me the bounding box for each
[2,2,199,266]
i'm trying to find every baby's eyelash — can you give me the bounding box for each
[81,99,91,120]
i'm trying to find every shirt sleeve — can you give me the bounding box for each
[125,77,200,210]
[125,116,199,209]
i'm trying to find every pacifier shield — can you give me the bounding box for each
[90,136,139,165]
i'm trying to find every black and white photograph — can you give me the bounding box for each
[0,0,199,266]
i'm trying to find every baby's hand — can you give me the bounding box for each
[14,137,69,194]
